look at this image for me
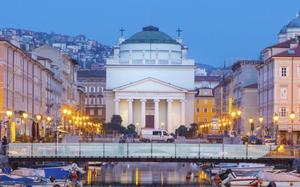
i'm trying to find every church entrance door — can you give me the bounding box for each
[145,115,154,128]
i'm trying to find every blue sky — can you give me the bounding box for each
[0,0,299,67]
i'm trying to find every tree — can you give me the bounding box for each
[126,124,137,137]
[188,123,198,138]
[103,115,125,134]
[111,115,122,125]
[175,125,188,137]
[127,124,136,134]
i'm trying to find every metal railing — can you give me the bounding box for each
[7,143,278,160]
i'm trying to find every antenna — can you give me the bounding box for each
[176,27,183,38]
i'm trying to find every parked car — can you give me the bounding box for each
[140,129,174,143]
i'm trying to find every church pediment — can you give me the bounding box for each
[113,77,188,92]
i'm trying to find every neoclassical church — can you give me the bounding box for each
[105,26,195,133]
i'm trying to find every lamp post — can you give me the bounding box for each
[273,113,279,145]
[259,116,264,140]
[63,109,68,130]
[22,112,28,141]
[35,114,42,142]
[6,110,13,143]
[248,118,254,136]
[237,110,241,135]
[289,111,296,146]
[67,110,72,132]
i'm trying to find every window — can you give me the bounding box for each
[281,67,287,77]
[153,131,161,136]
[280,87,288,99]
[297,67,300,77]
[91,87,94,92]
[196,108,199,112]
[280,107,287,117]
[89,109,94,115]
[163,131,168,136]
[203,108,208,113]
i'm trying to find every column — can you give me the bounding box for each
[140,99,146,128]
[167,99,173,132]
[114,99,120,114]
[154,99,160,129]
[180,99,186,125]
[128,99,133,124]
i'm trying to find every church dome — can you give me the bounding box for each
[123,26,178,44]
[279,12,300,34]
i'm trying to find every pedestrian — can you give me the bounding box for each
[1,136,8,155]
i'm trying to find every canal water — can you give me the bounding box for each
[84,162,212,186]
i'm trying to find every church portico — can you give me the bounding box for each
[113,96,186,133]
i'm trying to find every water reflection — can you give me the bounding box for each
[85,162,211,186]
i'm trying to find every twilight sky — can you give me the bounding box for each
[0,0,299,67]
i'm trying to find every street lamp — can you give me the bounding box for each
[289,111,296,146]
[259,116,264,140]
[6,110,13,143]
[34,114,42,142]
[63,109,68,115]
[273,113,279,145]
[22,112,28,140]
[36,114,42,122]
[236,110,241,134]
[6,110,13,119]
[237,110,241,117]
[248,118,254,136]
[47,116,52,122]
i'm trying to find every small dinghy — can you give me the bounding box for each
[214,169,262,186]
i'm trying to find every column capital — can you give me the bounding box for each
[154,99,160,103]
[114,98,120,102]
[180,99,185,103]
[167,99,173,103]
[140,99,147,102]
[127,99,134,102]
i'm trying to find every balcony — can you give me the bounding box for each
[278,124,300,131]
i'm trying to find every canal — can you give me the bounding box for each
[84,162,211,186]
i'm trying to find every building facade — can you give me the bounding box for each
[231,60,261,136]
[259,36,300,144]
[194,88,215,126]
[34,45,81,113]
[105,26,195,133]
[77,70,106,123]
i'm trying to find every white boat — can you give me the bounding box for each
[214,169,262,186]
[212,163,273,174]
[259,170,300,186]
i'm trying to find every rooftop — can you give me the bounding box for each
[273,45,300,57]
[77,70,106,78]
[279,12,300,34]
[243,83,258,89]
[123,26,179,45]
[195,75,220,82]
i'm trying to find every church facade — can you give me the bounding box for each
[105,26,195,133]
